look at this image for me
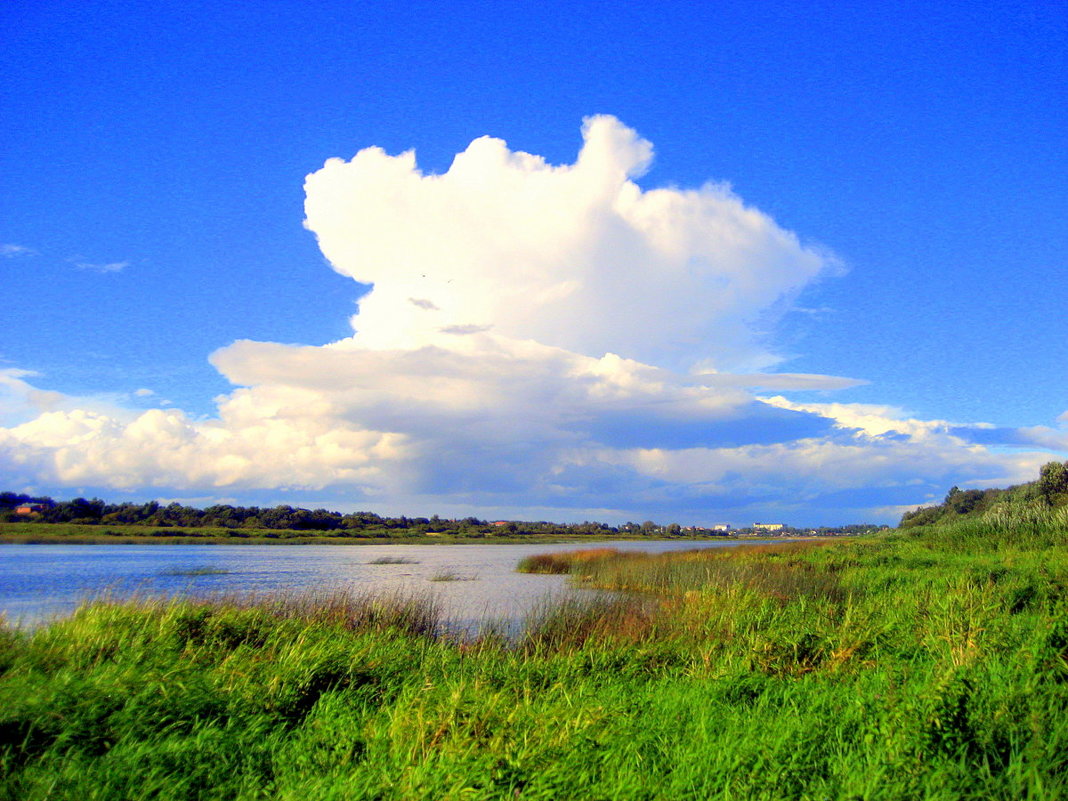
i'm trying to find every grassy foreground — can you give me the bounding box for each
[2,514,1068,799]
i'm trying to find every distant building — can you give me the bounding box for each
[753,523,784,532]
[711,523,731,532]
[14,503,47,516]
[491,521,509,527]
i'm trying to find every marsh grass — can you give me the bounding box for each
[906,502,1068,552]
[4,522,1068,799]
[515,547,642,574]
[519,593,660,652]
[367,556,420,565]
[427,570,476,582]
[240,588,443,638]
[519,542,848,602]
[160,566,231,576]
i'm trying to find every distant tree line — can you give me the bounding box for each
[899,460,1068,528]
[0,491,882,537]
[0,493,596,536]
[0,492,689,538]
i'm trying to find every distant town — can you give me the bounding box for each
[616,521,885,538]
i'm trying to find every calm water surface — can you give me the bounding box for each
[0,540,766,631]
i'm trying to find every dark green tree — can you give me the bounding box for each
[1038,461,1068,506]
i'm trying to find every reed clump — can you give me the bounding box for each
[160,566,231,576]
[523,541,848,602]
[515,547,642,574]
[520,594,661,652]
[428,570,476,582]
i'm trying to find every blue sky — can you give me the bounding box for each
[1,0,1066,525]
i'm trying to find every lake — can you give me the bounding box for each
[0,539,769,632]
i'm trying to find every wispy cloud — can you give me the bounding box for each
[408,297,439,311]
[790,305,837,317]
[1,244,36,258]
[72,259,129,273]
[440,324,493,336]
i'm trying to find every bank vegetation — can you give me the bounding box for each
[2,466,1067,798]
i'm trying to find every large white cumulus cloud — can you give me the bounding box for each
[1,117,1061,523]
[305,115,830,371]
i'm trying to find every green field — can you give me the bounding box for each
[0,521,649,546]
[2,508,1067,799]
[0,521,780,546]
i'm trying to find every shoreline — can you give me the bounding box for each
[0,522,840,546]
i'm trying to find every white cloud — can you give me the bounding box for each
[694,372,866,391]
[1,244,36,258]
[590,434,1048,499]
[134,388,155,397]
[1009,426,1068,451]
[0,369,65,425]
[0,117,1062,524]
[73,259,128,273]
[0,404,408,493]
[0,369,168,429]
[759,396,947,439]
[304,114,834,373]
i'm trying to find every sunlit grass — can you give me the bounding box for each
[515,547,641,574]
[3,518,1068,798]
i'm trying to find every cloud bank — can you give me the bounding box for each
[1,117,1062,523]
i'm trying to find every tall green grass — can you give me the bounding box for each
[3,520,1068,799]
[897,502,1068,552]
